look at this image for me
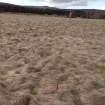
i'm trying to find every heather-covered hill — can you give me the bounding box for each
[0,2,69,16]
[1,2,105,19]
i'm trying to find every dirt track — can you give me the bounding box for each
[0,13,105,105]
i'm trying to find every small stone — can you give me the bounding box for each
[92,95,105,105]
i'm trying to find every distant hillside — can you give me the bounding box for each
[0,2,69,16]
[0,2,105,19]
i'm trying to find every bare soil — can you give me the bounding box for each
[0,13,105,105]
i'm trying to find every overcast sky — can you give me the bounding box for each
[0,0,104,10]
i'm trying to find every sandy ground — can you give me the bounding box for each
[0,13,105,105]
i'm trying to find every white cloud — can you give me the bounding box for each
[0,0,104,10]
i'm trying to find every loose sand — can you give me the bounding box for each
[0,13,105,105]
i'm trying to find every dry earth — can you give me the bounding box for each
[0,13,105,105]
